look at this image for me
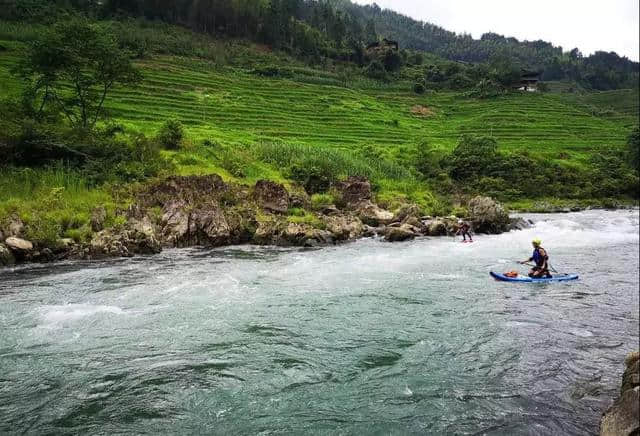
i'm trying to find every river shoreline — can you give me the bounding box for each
[1,175,532,268]
[2,170,636,269]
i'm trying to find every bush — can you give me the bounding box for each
[414,142,445,179]
[310,193,335,210]
[413,81,426,94]
[84,133,171,184]
[289,160,335,194]
[364,60,387,81]
[250,66,293,78]
[156,119,184,149]
[220,152,247,178]
[447,135,499,181]
[383,50,403,72]
[467,78,505,99]
[288,207,306,217]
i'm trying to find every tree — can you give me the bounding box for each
[447,135,499,180]
[364,18,377,42]
[17,19,141,131]
[382,49,402,72]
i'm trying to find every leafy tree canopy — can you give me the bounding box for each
[16,18,142,130]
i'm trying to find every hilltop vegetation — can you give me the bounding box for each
[2,0,638,91]
[0,4,638,250]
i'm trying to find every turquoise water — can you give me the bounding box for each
[1,210,638,435]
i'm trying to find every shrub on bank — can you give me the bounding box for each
[156,119,184,150]
[420,134,640,202]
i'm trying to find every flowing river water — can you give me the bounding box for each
[1,210,638,435]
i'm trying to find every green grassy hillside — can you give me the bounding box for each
[0,33,638,247]
[1,40,636,161]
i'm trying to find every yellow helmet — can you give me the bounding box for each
[532,238,542,246]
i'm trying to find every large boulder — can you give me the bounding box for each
[508,217,533,231]
[324,214,364,241]
[160,200,232,247]
[356,201,394,226]
[392,204,422,224]
[91,206,107,232]
[336,176,371,205]
[468,196,510,234]
[253,180,289,214]
[282,223,332,247]
[427,219,448,236]
[252,217,334,247]
[253,218,283,245]
[0,243,15,266]
[5,237,34,255]
[161,200,190,245]
[600,351,639,436]
[384,224,418,242]
[190,206,231,246]
[90,225,161,258]
[140,174,228,206]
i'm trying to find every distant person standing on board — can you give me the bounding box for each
[457,220,473,242]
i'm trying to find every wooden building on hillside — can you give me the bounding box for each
[516,71,541,92]
[366,38,399,54]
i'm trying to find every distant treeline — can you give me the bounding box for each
[2,0,638,90]
[338,2,639,90]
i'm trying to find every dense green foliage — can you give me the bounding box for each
[2,0,637,91]
[429,135,639,201]
[16,18,141,130]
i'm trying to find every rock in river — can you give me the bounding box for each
[600,351,640,436]
[5,237,34,255]
[356,201,394,226]
[0,243,15,266]
[384,224,418,242]
[468,196,510,234]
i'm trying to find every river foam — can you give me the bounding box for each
[36,304,125,328]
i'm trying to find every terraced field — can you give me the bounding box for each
[0,41,635,163]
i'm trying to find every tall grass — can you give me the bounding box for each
[0,166,115,244]
[0,166,88,200]
[252,141,413,181]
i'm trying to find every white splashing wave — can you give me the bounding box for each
[37,304,124,328]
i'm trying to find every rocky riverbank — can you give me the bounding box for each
[600,351,639,436]
[0,175,530,266]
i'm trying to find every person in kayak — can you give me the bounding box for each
[520,239,551,278]
[456,220,473,242]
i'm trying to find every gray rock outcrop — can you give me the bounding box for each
[468,196,510,234]
[0,243,15,266]
[600,351,639,436]
[91,206,107,232]
[356,201,394,226]
[253,180,289,213]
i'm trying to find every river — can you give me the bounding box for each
[1,210,638,435]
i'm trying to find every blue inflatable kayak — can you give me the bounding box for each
[490,271,579,283]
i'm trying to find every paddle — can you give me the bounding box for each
[518,261,559,273]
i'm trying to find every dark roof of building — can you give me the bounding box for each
[520,69,542,79]
[366,38,399,50]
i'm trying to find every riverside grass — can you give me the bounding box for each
[0,30,638,244]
